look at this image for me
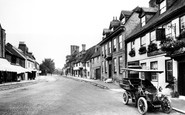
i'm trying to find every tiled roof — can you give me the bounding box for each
[126,0,185,42]
[100,25,124,45]
[81,46,95,62]
[75,52,85,63]
[133,7,158,13]
[91,46,100,58]
[5,43,25,60]
[119,10,132,20]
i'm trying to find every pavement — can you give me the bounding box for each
[65,75,185,114]
[0,79,38,91]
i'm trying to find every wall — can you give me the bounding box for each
[91,56,101,79]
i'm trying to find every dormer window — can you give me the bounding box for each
[160,0,166,14]
[141,16,146,27]
[121,17,126,24]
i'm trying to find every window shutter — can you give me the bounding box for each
[156,28,166,41]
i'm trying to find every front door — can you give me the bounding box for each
[109,64,112,78]
[178,62,185,96]
[95,68,101,80]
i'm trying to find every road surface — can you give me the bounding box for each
[0,75,180,115]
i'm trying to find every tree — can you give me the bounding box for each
[40,58,55,75]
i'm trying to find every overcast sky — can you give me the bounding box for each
[0,0,149,68]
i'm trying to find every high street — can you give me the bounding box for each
[0,75,180,115]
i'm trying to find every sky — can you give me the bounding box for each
[0,0,149,69]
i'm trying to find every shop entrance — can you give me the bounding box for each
[178,62,185,96]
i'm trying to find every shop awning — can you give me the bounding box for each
[0,58,30,73]
[10,65,31,74]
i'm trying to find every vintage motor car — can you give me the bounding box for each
[120,68,172,115]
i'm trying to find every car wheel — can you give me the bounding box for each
[162,98,172,114]
[122,91,129,105]
[137,97,148,115]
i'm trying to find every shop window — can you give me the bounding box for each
[141,63,146,79]
[141,63,147,69]
[166,60,173,82]
[151,61,158,81]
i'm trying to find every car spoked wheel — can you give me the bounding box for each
[137,97,148,115]
[162,98,172,114]
[122,91,129,105]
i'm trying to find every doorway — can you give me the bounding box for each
[109,64,112,78]
[178,62,185,96]
[95,68,101,80]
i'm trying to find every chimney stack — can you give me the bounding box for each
[82,44,86,51]
[18,41,28,54]
[149,0,158,8]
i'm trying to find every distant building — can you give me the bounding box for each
[18,42,38,80]
[90,45,101,79]
[0,24,6,58]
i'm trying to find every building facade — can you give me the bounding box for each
[125,0,185,96]
[90,45,101,79]
[100,17,125,82]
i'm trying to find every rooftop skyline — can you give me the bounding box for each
[0,0,149,68]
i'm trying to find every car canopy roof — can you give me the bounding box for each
[122,68,163,73]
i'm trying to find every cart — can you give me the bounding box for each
[120,68,172,114]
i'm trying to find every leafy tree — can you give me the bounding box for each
[40,58,55,75]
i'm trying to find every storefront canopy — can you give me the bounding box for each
[121,68,164,73]
[0,58,30,73]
